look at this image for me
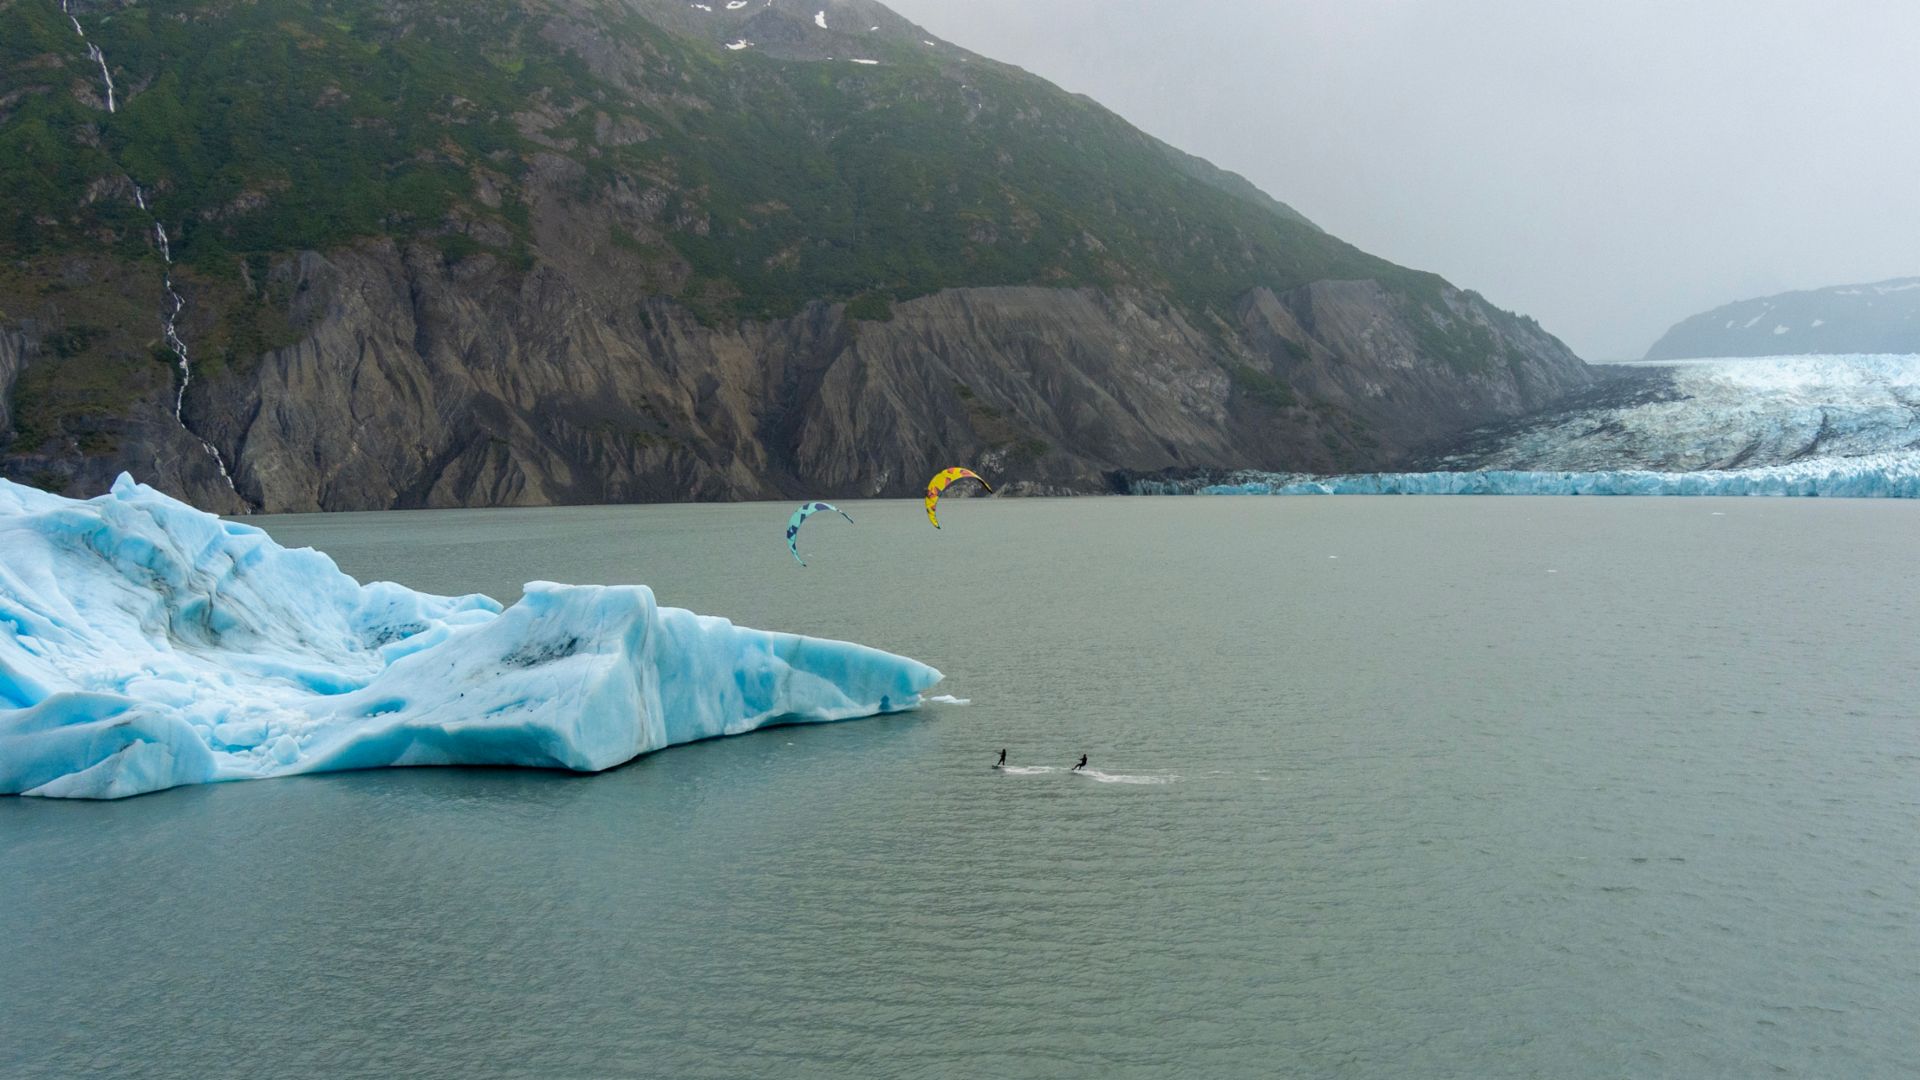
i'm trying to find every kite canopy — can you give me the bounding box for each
[924,468,993,528]
[786,501,854,565]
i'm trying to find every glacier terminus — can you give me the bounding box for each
[1131,354,1920,498]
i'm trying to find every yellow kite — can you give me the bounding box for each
[924,467,993,528]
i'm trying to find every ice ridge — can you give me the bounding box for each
[0,476,941,799]
[1133,354,1920,499]
[1132,452,1920,498]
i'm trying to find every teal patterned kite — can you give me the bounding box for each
[786,502,854,566]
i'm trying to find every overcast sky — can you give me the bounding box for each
[882,0,1920,359]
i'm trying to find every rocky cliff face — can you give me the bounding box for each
[0,329,24,434]
[0,282,251,514]
[2,238,1591,512]
[0,0,1592,510]
[145,240,1580,511]
[197,247,1233,509]
[1236,281,1590,453]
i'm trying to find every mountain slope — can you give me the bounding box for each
[1645,278,1920,361]
[0,0,1589,511]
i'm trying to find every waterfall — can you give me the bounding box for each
[86,43,116,112]
[151,216,241,494]
[60,4,247,506]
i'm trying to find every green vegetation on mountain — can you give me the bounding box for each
[4,0,1429,318]
[0,0,1587,509]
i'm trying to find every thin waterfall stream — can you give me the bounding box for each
[59,0,246,506]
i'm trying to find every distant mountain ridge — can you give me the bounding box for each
[1,0,1588,511]
[1645,278,1920,361]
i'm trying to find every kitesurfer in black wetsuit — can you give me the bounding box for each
[996,749,1007,768]
[1073,754,1087,771]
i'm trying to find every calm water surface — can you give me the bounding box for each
[4,497,1918,1078]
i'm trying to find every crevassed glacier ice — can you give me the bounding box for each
[1440,354,1920,473]
[1134,452,1920,498]
[0,476,941,799]
[1131,354,1920,498]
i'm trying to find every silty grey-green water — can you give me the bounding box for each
[4,496,1916,1078]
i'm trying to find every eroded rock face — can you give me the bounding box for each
[0,330,25,434]
[85,244,1580,512]
[1238,281,1593,454]
[2,234,1589,512]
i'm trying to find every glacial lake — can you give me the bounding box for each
[4,496,1917,1078]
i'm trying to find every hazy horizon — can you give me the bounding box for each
[883,0,1920,361]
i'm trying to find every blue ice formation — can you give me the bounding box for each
[1134,354,1920,499]
[0,476,941,799]
[1133,452,1920,498]
[1435,355,1920,474]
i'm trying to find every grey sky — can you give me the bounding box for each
[882,0,1920,359]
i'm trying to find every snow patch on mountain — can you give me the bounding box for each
[1648,279,1920,360]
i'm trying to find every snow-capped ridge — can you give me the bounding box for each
[1648,279,1920,360]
